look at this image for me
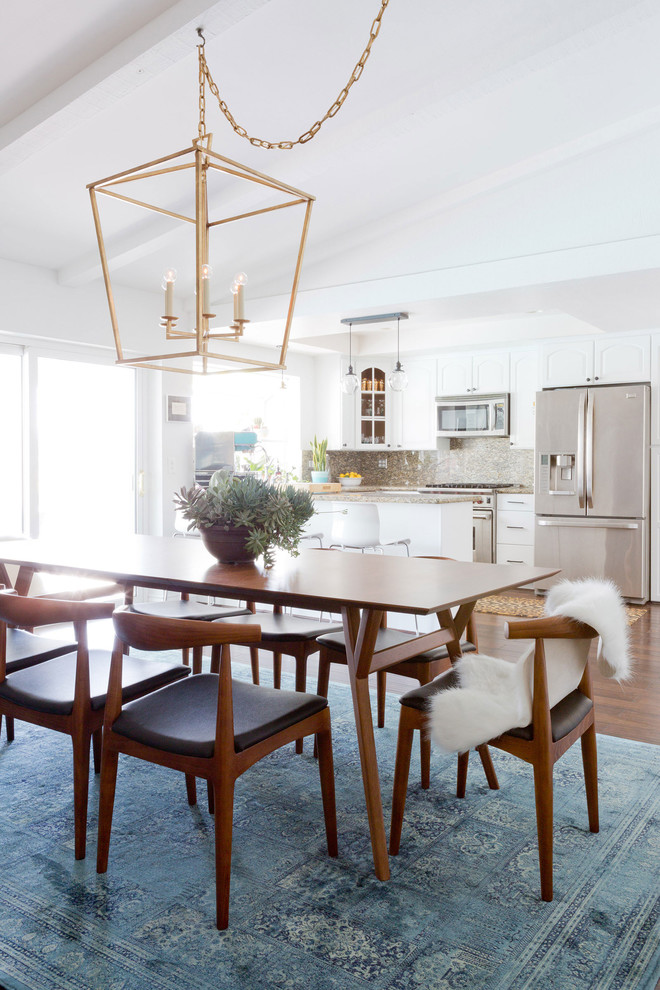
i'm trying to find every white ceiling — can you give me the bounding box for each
[2,0,660,358]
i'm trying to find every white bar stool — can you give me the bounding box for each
[329,503,411,555]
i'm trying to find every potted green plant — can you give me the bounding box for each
[310,435,329,483]
[173,470,314,567]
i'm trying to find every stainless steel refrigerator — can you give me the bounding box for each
[534,383,650,602]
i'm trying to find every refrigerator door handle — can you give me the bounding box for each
[576,392,586,508]
[537,519,639,530]
[585,389,594,509]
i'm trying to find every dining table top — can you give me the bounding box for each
[0,535,559,615]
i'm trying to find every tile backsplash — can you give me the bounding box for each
[303,439,534,488]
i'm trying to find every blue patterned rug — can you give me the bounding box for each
[0,659,658,990]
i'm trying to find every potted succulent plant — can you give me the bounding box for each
[310,435,329,483]
[174,470,314,567]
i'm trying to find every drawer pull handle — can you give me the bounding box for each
[506,500,525,504]
[507,559,524,564]
[506,525,524,529]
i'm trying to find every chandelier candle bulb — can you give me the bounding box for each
[162,268,177,318]
[201,264,213,317]
[232,272,247,321]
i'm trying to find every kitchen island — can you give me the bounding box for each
[310,489,473,633]
[311,487,472,561]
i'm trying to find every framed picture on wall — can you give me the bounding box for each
[166,395,191,422]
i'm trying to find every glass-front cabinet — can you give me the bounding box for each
[358,365,388,447]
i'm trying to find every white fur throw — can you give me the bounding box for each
[428,578,631,753]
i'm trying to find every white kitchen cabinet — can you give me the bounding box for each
[594,335,650,384]
[339,358,395,449]
[339,355,436,450]
[496,494,535,585]
[436,350,509,395]
[509,348,538,449]
[393,358,436,449]
[541,334,650,388]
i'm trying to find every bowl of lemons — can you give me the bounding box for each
[339,472,362,488]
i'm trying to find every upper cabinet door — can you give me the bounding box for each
[540,341,594,388]
[436,350,509,395]
[542,335,651,388]
[509,348,539,449]
[593,334,650,385]
[397,359,436,449]
[472,351,510,393]
[436,354,472,395]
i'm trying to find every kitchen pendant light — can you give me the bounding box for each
[387,317,408,392]
[340,322,359,394]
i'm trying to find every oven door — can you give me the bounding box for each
[473,509,493,563]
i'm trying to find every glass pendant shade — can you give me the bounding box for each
[387,316,408,391]
[387,361,408,392]
[341,365,360,394]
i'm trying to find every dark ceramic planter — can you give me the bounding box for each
[199,524,257,564]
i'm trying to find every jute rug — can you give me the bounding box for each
[0,658,658,990]
[475,594,647,625]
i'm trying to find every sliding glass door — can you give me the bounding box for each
[0,346,24,537]
[36,357,136,538]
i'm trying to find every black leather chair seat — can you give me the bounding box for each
[398,667,460,709]
[507,690,593,742]
[6,628,77,673]
[112,674,329,757]
[0,651,189,716]
[130,601,251,621]
[317,628,476,664]
[213,613,343,642]
[401,674,593,743]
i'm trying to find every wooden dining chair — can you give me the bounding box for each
[97,608,338,930]
[124,585,253,676]
[0,607,77,742]
[389,613,600,902]
[211,606,344,753]
[0,591,190,859]
[314,556,479,784]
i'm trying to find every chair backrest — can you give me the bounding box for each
[0,589,114,631]
[112,607,262,652]
[333,504,381,548]
[506,614,598,731]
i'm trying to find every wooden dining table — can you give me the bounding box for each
[0,535,558,881]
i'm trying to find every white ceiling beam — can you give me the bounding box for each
[0,0,272,174]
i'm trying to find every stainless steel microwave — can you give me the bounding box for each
[435,394,510,438]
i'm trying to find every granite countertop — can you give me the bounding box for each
[312,487,474,505]
[496,486,534,495]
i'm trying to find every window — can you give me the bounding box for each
[193,372,301,479]
[0,347,23,537]
[36,357,136,538]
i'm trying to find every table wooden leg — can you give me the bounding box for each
[342,605,390,881]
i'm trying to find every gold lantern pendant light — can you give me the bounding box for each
[87,35,314,376]
[87,6,391,376]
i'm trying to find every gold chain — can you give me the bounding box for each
[198,39,207,140]
[197,0,390,150]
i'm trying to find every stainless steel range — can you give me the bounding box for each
[424,483,514,563]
